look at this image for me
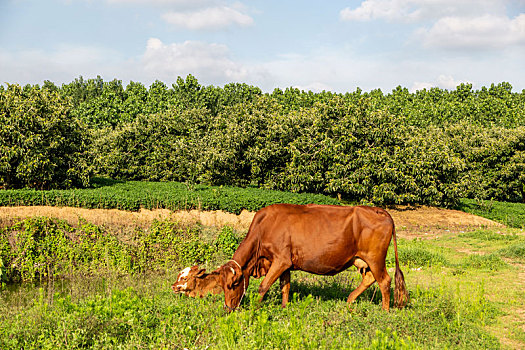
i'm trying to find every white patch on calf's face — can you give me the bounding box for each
[179,282,188,290]
[178,267,191,281]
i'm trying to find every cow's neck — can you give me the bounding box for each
[231,233,258,274]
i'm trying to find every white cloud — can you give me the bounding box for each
[417,14,525,49]
[293,82,334,93]
[142,38,251,83]
[0,45,131,84]
[340,0,507,23]
[341,1,525,51]
[411,75,471,91]
[161,6,253,29]
[106,0,212,7]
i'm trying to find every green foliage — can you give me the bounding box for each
[0,179,339,214]
[458,230,521,241]
[3,76,525,206]
[461,254,507,271]
[447,124,525,203]
[0,84,90,189]
[0,217,244,283]
[0,279,500,349]
[457,198,525,228]
[0,217,133,282]
[215,226,241,257]
[387,239,449,268]
[497,243,525,261]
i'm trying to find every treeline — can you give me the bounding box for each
[1,75,524,206]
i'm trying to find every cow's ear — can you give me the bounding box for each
[220,263,241,288]
[195,269,206,278]
[220,265,234,288]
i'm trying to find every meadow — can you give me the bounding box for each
[1,206,524,349]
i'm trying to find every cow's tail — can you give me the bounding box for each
[392,225,409,308]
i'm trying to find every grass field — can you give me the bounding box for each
[457,198,525,229]
[1,212,524,349]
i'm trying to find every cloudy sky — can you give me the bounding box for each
[1,0,525,92]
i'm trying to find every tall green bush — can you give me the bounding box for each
[446,123,525,202]
[0,84,90,189]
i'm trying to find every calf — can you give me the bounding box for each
[172,265,223,298]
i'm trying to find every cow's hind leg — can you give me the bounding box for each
[258,262,291,303]
[347,268,375,307]
[279,269,291,308]
[368,262,392,311]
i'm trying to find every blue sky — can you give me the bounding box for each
[1,0,525,92]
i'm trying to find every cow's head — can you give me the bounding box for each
[219,260,249,311]
[172,265,206,294]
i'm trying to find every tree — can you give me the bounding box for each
[0,84,90,189]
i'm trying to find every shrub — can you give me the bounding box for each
[0,217,247,283]
[215,226,242,257]
[0,84,90,189]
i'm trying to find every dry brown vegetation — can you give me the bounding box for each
[0,205,502,235]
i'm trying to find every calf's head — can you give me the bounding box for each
[219,260,249,311]
[172,265,206,294]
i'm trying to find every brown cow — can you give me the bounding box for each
[219,204,408,311]
[172,266,223,298]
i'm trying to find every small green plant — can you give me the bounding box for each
[215,226,241,257]
[458,229,521,241]
[457,198,525,228]
[0,256,5,286]
[462,253,507,271]
[0,180,340,214]
[387,239,448,268]
[0,217,231,283]
[475,197,495,213]
[497,243,525,260]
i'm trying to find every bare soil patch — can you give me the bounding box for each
[0,205,502,234]
[388,206,503,238]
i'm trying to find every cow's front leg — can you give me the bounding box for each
[258,261,291,303]
[279,269,291,308]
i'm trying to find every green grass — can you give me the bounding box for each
[0,178,340,214]
[0,272,500,349]
[457,198,525,228]
[497,242,525,261]
[387,239,450,268]
[1,218,525,348]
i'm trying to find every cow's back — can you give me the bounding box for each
[254,204,394,275]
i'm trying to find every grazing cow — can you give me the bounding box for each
[172,266,223,298]
[219,204,408,311]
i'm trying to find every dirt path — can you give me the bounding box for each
[0,205,502,234]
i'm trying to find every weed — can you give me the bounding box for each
[0,217,243,284]
[458,229,521,241]
[215,226,242,257]
[497,243,525,261]
[387,239,449,268]
[461,254,507,271]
